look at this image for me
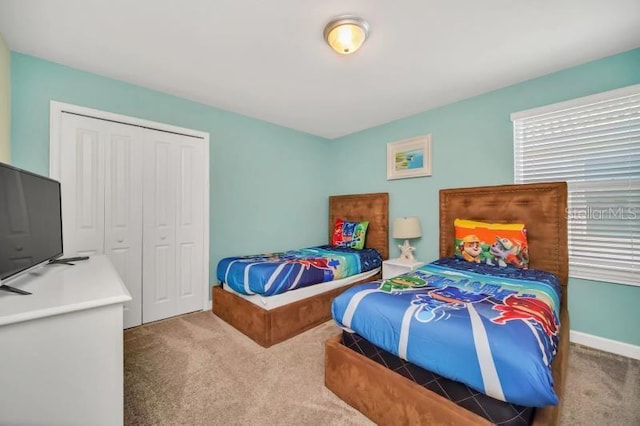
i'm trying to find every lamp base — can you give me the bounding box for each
[398,239,416,264]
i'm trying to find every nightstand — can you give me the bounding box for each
[382,258,425,279]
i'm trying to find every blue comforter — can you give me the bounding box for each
[217,245,382,296]
[332,257,561,407]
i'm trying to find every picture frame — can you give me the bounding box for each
[387,134,432,180]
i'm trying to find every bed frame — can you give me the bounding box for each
[212,192,389,348]
[325,182,569,426]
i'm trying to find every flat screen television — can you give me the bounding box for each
[0,162,63,288]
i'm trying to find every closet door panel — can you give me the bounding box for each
[175,140,204,314]
[60,114,105,257]
[142,135,178,323]
[104,128,143,329]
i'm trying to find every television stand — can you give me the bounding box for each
[49,256,90,265]
[0,255,131,425]
[0,284,31,295]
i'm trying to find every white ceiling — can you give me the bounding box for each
[1,0,639,139]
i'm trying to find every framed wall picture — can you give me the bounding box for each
[387,134,432,180]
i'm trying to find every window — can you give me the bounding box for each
[512,85,640,286]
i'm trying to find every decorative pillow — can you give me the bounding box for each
[332,219,369,250]
[454,219,529,269]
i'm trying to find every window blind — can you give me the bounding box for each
[512,85,640,286]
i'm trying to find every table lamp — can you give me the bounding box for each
[392,216,422,263]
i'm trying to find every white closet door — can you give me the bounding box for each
[175,136,205,315]
[60,114,106,257]
[60,114,143,328]
[104,125,144,329]
[54,104,207,328]
[142,130,204,323]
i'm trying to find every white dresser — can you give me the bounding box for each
[0,255,131,426]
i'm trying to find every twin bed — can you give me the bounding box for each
[213,182,569,425]
[212,192,389,348]
[325,182,569,425]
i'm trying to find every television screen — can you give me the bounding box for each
[0,162,63,282]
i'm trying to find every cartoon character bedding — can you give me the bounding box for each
[332,257,561,407]
[217,245,382,296]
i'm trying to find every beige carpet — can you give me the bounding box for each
[124,311,640,426]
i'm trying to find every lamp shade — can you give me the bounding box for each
[392,217,422,239]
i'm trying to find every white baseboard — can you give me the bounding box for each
[570,330,640,360]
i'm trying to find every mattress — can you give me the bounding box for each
[341,331,535,426]
[222,267,380,310]
[217,245,382,296]
[332,257,562,407]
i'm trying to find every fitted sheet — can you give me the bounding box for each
[221,267,380,310]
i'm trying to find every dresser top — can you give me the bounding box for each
[0,255,131,326]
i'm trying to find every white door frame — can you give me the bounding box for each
[49,100,211,313]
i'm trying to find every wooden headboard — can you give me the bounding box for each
[439,182,568,286]
[329,193,389,260]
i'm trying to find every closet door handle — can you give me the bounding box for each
[160,235,166,240]
[117,238,124,243]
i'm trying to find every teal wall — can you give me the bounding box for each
[0,33,9,163]
[10,53,332,284]
[10,48,640,346]
[331,48,640,346]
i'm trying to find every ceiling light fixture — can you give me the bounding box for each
[323,16,369,55]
